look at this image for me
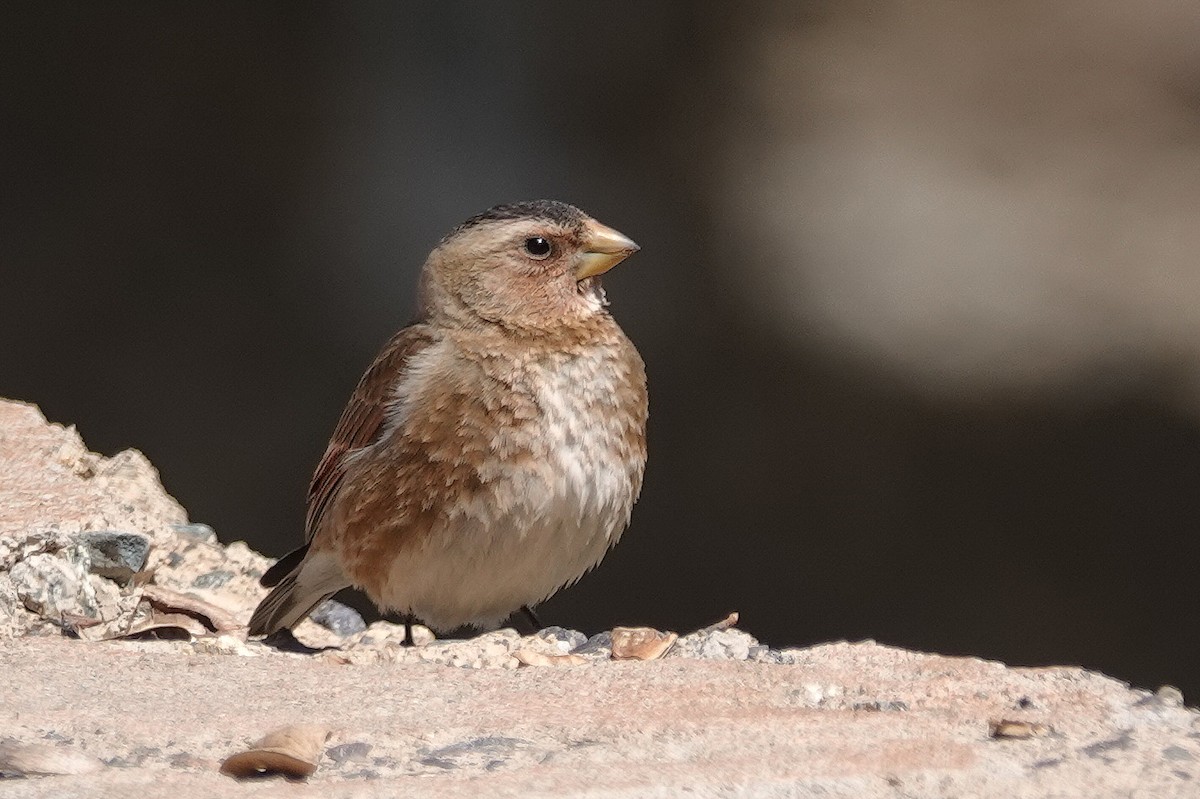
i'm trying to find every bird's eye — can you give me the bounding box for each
[523,237,552,259]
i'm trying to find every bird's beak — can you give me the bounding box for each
[576,220,639,280]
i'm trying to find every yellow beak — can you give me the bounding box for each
[576,220,639,280]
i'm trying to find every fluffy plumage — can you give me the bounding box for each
[248,200,647,636]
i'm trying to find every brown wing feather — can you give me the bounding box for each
[305,324,435,542]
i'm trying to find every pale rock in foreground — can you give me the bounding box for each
[1,397,1198,797]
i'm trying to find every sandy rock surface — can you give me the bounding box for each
[2,398,1198,797]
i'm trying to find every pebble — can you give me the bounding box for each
[534,626,588,652]
[79,531,150,583]
[9,548,103,621]
[668,628,758,660]
[326,741,373,763]
[571,631,614,659]
[190,569,234,590]
[170,523,218,544]
[310,599,367,636]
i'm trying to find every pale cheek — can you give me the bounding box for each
[465,260,601,322]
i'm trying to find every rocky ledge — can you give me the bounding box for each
[1,398,1197,797]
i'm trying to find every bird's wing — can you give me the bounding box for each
[305,324,434,543]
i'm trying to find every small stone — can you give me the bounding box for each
[310,600,367,636]
[572,631,613,659]
[0,530,71,572]
[10,549,99,622]
[1157,685,1186,707]
[190,570,235,590]
[80,531,150,582]
[748,645,780,663]
[326,742,372,763]
[535,626,588,652]
[171,523,218,543]
[668,628,758,660]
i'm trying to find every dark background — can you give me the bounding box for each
[5,3,1200,698]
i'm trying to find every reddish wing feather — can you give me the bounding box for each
[304,325,434,542]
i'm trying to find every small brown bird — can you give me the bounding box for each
[248,200,647,638]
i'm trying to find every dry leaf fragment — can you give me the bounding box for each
[140,584,241,632]
[699,612,740,633]
[610,627,678,661]
[220,724,332,781]
[122,611,208,639]
[514,649,588,667]
[0,741,103,777]
[73,607,208,642]
[988,719,1051,739]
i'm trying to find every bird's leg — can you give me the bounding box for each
[514,605,543,635]
[402,614,416,647]
[520,605,542,629]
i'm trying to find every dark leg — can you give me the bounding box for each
[402,615,415,647]
[513,605,543,635]
[520,605,542,629]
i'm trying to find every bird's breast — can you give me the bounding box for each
[349,337,646,629]
[442,346,641,544]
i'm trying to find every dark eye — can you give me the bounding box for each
[523,236,552,259]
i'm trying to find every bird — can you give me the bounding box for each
[248,199,647,640]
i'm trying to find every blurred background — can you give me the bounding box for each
[4,2,1200,697]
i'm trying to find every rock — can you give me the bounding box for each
[0,399,278,640]
[533,626,587,652]
[668,628,759,660]
[6,635,1200,796]
[353,620,434,648]
[8,396,1200,795]
[190,570,234,590]
[309,599,367,636]
[0,530,71,573]
[10,548,98,621]
[572,631,613,659]
[325,741,372,764]
[0,575,21,637]
[415,629,522,669]
[79,531,150,582]
[171,523,217,543]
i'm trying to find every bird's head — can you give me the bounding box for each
[418,200,639,333]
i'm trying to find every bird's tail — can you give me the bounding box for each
[247,548,349,636]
